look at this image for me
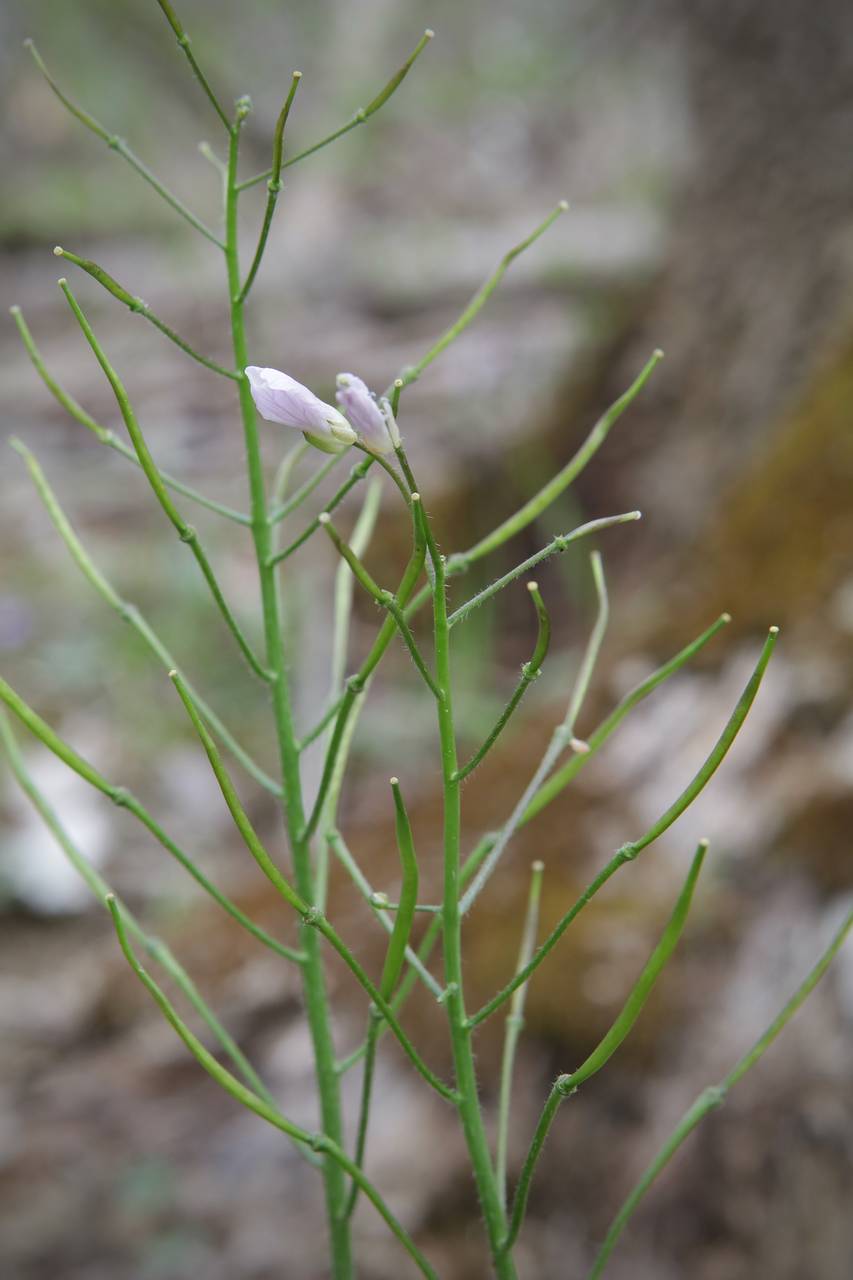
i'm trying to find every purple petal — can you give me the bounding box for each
[245,367,350,437]
[336,373,392,453]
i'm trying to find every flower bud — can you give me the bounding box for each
[245,366,353,454]
[335,373,392,454]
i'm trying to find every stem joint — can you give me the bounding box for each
[110,786,133,809]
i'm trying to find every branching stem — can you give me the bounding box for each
[236,30,434,192]
[25,39,224,246]
[588,902,853,1278]
[54,247,238,378]
[59,279,271,683]
[502,841,708,1255]
[470,628,779,1028]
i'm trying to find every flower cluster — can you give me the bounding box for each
[245,366,395,455]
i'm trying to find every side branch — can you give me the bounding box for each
[267,458,374,565]
[107,897,439,1280]
[170,674,457,1104]
[459,551,609,914]
[344,612,733,1063]
[392,202,569,393]
[237,30,435,191]
[589,902,853,1278]
[0,675,300,962]
[452,349,664,568]
[496,859,545,1211]
[502,841,707,1254]
[0,709,298,1118]
[54,247,239,379]
[447,513,639,629]
[343,777,421,1218]
[154,0,231,132]
[11,308,250,524]
[237,71,302,304]
[328,831,443,1000]
[522,611,732,825]
[269,453,342,525]
[25,39,224,247]
[301,507,427,842]
[454,581,551,782]
[319,509,442,700]
[469,627,779,1027]
[11,439,279,795]
[59,279,271,684]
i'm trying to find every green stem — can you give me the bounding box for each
[107,897,439,1280]
[380,778,421,996]
[223,114,355,1279]
[502,841,707,1254]
[267,458,373,566]
[373,902,442,915]
[11,438,277,795]
[236,30,434,192]
[319,510,442,699]
[271,440,309,508]
[11,308,249,523]
[59,279,271,684]
[340,612,732,1070]
[302,509,427,843]
[343,1022,381,1218]
[313,913,457,1103]
[522,611,731,824]
[393,202,568,392]
[459,552,608,915]
[24,39,224,247]
[299,695,346,753]
[496,860,544,1211]
[355,444,413,508]
[383,595,443,700]
[269,453,342,524]
[170,671,452,1100]
[0,674,300,962]
[565,841,708,1091]
[469,627,778,1029]
[169,671,308,915]
[458,350,663,567]
[454,581,550,782]
[0,708,298,1120]
[53,247,238,379]
[314,477,384,910]
[428,525,518,1278]
[154,0,232,132]
[617,628,779,862]
[333,801,496,1082]
[343,777,421,1219]
[448,514,636,629]
[589,903,853,1279]
[237,71,302,304]
[562,549,610,733]
[327,831,443,1000]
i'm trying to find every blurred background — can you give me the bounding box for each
[1,1,852,1277]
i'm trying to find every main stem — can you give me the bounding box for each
[225,120,353,1278]
[433,551,518,1280]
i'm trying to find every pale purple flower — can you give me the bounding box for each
[336,373,392,454]
[245,366,355,453]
